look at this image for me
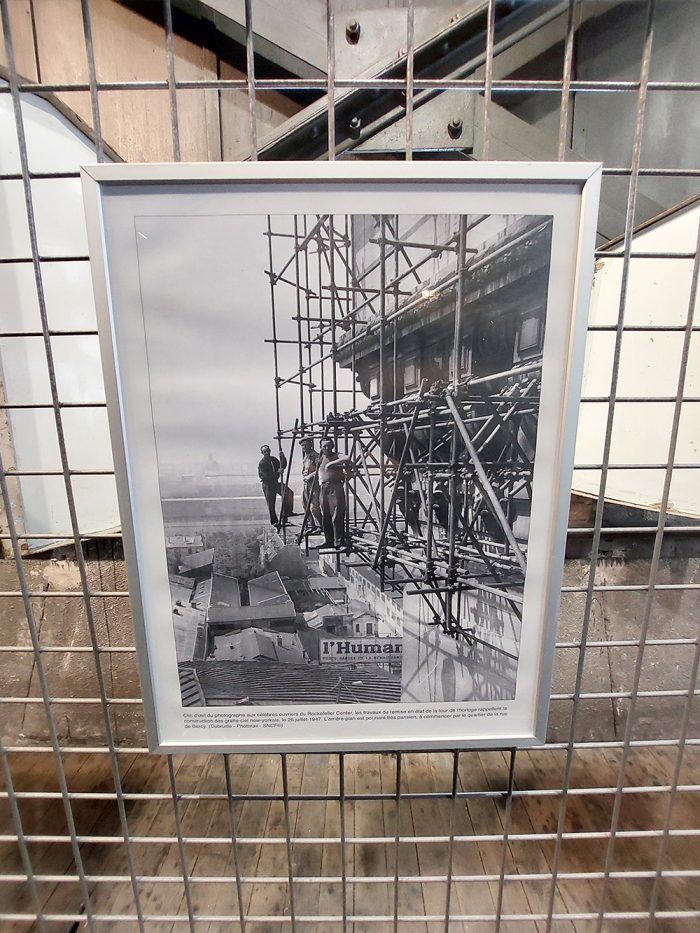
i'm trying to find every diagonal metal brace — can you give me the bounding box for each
[445,392,527,575]
[372,381,427,571]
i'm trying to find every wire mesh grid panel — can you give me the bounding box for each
[0,0,698,929]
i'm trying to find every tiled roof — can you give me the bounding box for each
[194,659,401,705]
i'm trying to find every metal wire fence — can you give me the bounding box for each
[0,0,698,929]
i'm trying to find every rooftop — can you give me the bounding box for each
[169,573,195,589]
[308,575,347,591]
[209,572,242,610]
[194,659,401,705]
[248,571,294,609]
[170,579,205,663]
[212,627,305,663]
[179,548,215,572]
[167,534,203,548]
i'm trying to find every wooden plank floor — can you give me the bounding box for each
[0,746,698,931]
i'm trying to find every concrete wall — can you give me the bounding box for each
[2,538,697,747]
[0,548,143,747]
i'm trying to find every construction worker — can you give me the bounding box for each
[300,437,323,532]
[258,444,286,526]
[318,438,354,549]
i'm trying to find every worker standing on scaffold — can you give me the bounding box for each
[318,438,354,549]
[258,444,287,527]
[300,437,323,532]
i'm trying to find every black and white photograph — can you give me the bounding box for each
[85,162,599,751]
[136,210,552,708]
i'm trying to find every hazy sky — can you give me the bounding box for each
[135,214,297,471]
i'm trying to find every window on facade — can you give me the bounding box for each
[473,321,515,377]
[366,622,375,635]
[355,623,361,634]
[460,341,472,374]
[369,374,379,398]
[518,315,542,355]
[403,358,418,391]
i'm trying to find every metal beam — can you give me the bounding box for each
[445,393,527,575]
[258,1,521,159]
[372,384,426,571]
[171,0,326,77]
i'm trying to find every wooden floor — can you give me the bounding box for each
[0,746,698,932]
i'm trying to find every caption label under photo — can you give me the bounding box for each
[182,705,510,731]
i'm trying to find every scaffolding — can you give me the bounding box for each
[265,213,549,644]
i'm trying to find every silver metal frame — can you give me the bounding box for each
[80,159,601,755]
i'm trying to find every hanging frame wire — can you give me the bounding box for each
[0,0,698,928]
[494,748,518,933]
[80,0,104,165]
[481,0,496,160]
[326,0,336,160]
[557,0,576,160]
[223,754,248,933]
[442,750,461,931]
[244,0,258,160]
[163,0,181,162]
[391,751,401,933]
[166,756,196,932]
[404,0,415,160]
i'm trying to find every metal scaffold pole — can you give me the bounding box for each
[378,215,387,590]
[265,211,535,643]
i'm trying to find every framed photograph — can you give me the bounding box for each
[82,161,600,753]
